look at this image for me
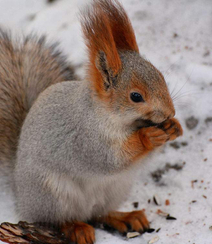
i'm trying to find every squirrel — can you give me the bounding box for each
[0,0,183,243]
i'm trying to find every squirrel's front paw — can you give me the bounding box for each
[139,127,169,150]
[158,118,183,141]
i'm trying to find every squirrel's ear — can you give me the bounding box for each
[81,1,122,99]
[98,0,139,52]
[95,51,118,90]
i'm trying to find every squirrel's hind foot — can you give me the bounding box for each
[61,222,95,244]
[94,210,149,236]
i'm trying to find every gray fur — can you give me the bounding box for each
[0,2,176,225]
[108,51,175,126]
[15,81,137,223]
[119,51,172,103]
[14,49,175,225]
[0,30,75,168]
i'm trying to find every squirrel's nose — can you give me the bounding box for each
[167,110,175,120]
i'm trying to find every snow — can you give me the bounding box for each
[0,0,212,243]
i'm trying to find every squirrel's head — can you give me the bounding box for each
[81,0,175,127]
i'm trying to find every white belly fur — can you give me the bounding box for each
[43,169,136,222]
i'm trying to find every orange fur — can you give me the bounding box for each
[97,0,139,52]
[95,210,149,234]
[158,118,183,140]
[81,4,121,99]
[122,118,183,163]
[121,127,163,162]
[81,0,139,99]
[61,222,95,244]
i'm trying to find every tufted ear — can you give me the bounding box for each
[81,0,139,99]
[97,0,139,52]
[81,2,121,99]
[95,51,118,90]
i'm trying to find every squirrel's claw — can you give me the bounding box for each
[96,210,149,235]
[158,118,183,141]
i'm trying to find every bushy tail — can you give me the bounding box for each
[0,30,75,166]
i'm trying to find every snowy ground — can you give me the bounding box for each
[0,0,212,243]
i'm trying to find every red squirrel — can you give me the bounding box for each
[0,0,182,243]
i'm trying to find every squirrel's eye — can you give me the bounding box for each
[130,92,144,103]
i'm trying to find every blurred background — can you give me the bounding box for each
[0,0,211,243]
